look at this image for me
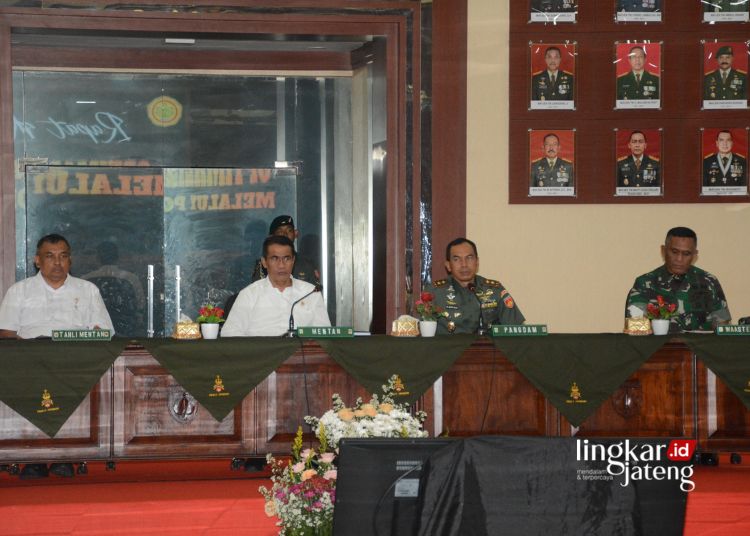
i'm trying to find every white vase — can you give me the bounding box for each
[419,320,438,337]
[201,323,220,339]
[651,319,670,336]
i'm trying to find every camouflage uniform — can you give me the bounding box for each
[625,265,731,332]
[423,275,525,335]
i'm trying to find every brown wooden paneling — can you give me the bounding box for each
[697,359,750,452]
[510,0,750,204]
[567,343,695,438]
[429,0,467,275]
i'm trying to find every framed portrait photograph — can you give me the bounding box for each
[615,128,662,197]
[615,42,662,109]
[529,129,576,197]
[529,0,577,23]
[530,43,576,110]
[615,0,662,23]
[701,128,748,196]
[702,41,748,110]
[702,0,749,23]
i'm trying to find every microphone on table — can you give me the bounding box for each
[287,284,323,337]
[467,282,487,336]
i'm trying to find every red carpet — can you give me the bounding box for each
[1,455,748,535]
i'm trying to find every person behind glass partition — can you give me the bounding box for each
[617,130,661,188]
[422,238,525,335]
[530,133,574,188]
[703,46,747,101]
[617,45,660,100]
[221,235,330,337]
[625,227,731,333]
[0,233,114,339]
[531,46,574,102]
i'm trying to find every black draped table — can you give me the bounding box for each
[0,334,748,461]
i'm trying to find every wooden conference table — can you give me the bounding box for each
[0,334,748,463]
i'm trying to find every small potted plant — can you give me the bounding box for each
[646,295,677,335]
[414,291,445,337]
[197,304,225,339]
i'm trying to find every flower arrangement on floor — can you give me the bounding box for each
[259,375,428,536]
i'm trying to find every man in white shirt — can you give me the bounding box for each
[0,234,114,339]
[221,235,330,337]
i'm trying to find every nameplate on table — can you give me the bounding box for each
[715,325,750,336]
[491,324,548,337]
[52,329,113,341]
[297,326,354,338]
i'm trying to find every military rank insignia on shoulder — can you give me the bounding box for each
[484,278,502,288]
[433,279,448,288]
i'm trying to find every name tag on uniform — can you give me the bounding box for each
[491,325,548,337]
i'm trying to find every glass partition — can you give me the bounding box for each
[14,69,378,334]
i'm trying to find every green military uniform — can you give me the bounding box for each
[703,0,749,12]
[703,69,747,100]
[703,153,747,186]
[625,265,731,333]
[617,154,660,187]
[251,255,320,286]
[531,70,574,101]
[618,0,660,11]
[530,157,574,187]
[424,275,525,335]
[617,71,659,100]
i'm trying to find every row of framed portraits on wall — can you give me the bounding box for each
[529,1,749,23]
[530,40,748,110]
[528,127,748,198]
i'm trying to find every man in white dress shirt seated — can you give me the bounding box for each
[221,235,331,337]
[0,233,114,339]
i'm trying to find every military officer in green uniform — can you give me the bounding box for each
[251,215,320,286]
[703,0,749,13]
[702,130,747,186]
[530,133,574,187]
[617,46,660,100]
[423,238,525,335]
[703,46,747,101]
[531,46,574,101]
[617,130,660,187]
[625,227,731,333]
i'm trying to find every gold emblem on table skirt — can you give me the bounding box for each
[391,375,410,397]
[36,389,60,414]
[566,382,587,404]
[209,374,230,397]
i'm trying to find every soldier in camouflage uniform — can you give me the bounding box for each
[423,238,524,335]
[625,227,731,333]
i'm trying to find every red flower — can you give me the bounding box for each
[420,291,434,303]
